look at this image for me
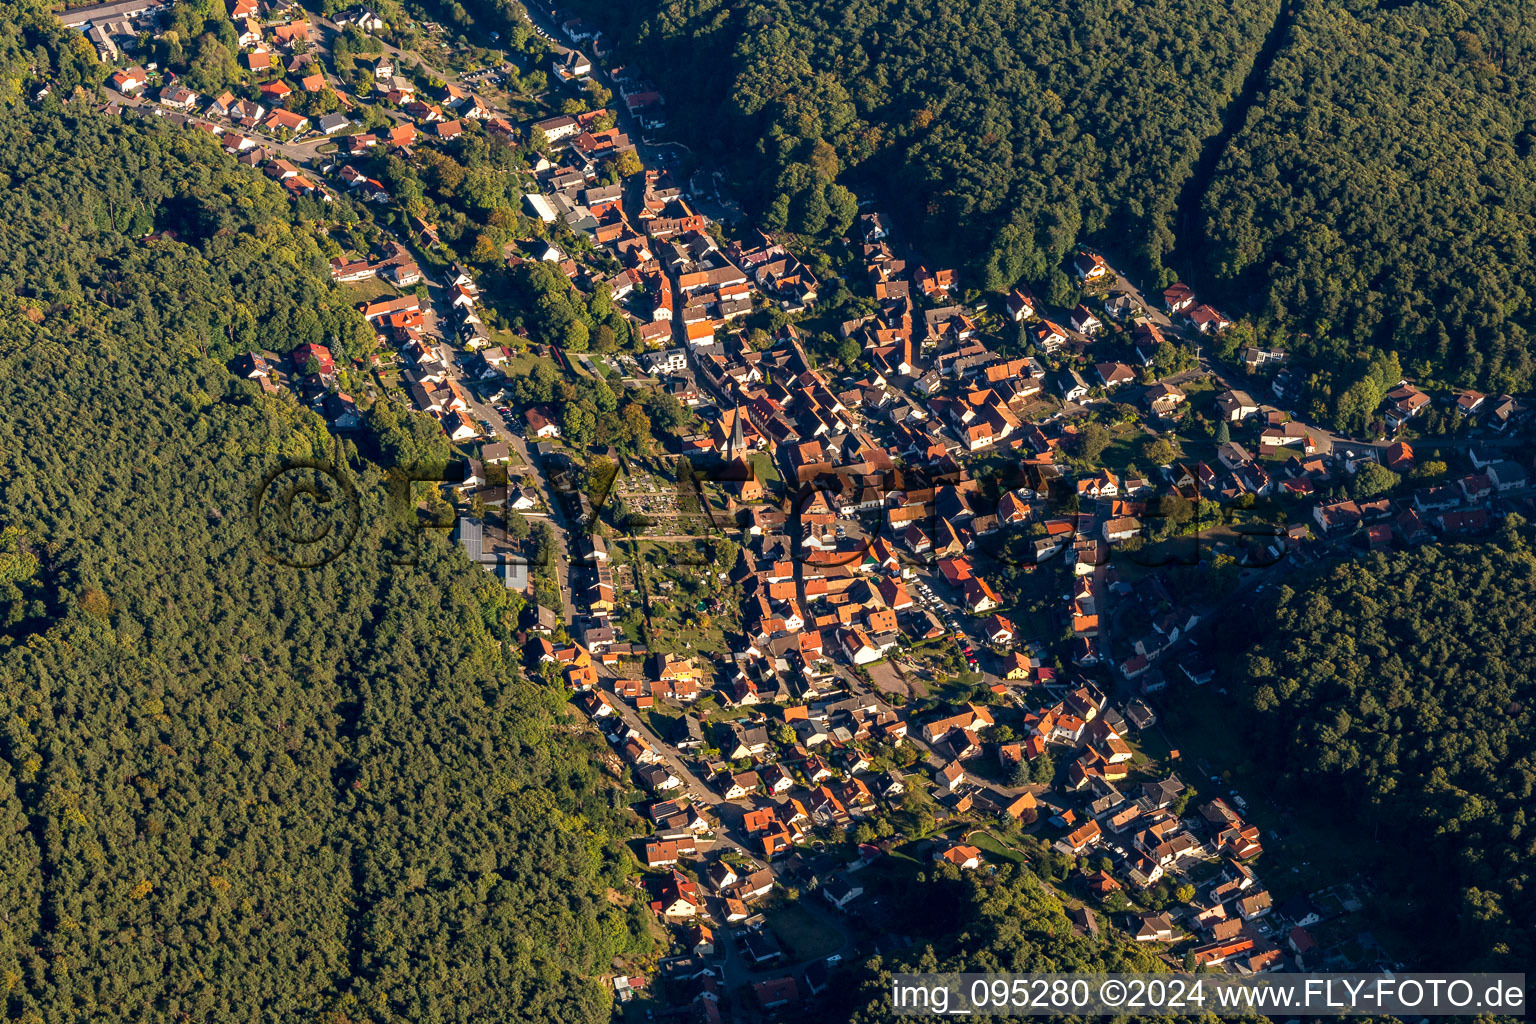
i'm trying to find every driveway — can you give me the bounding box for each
[1079,244,1174,328]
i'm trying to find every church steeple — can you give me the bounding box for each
[727,405,747,460]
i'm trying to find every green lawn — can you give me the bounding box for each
[1127,726,1176,769]
[766,901,845,962]
[341,277,402,303]
[643,706,683,737]
[488,326,523,350]
[968,830,1030,866]
[747,450,781,485]
[703,704,756,726]
[877,842,927,867]
[1180,374,1219,403]
[1171,436,1219,467]
[624,540,739,656]
[1097,423,1151,476]
[502,350,561,380]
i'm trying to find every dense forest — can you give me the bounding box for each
[810,865,1175,1023]
[0,70,374,362]
[570,0,1281,292]
[1230,526,1536,969]
[0,106,648,1022]
[0,0,103,104]
[1200,0,1536,395]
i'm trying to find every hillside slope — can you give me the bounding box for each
[0,106,645,1023]
[572,0,1280,290]
[1202,0,1536,397]
[576,0,1536,394]
[1230,527,1536,969]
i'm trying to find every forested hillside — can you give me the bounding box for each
[811,866,1172,1023]
[577,0,1536,393]
[1202,0,1536,398]
[1232,526,1536,969]
[0,0,102,105]
[574,0,1280,292]
[0,107,646,1022]
[0,101,374,363]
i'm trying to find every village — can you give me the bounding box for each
[48,0,1536,1018]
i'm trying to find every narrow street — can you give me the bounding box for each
[382,237,583,623]
[442,342,579,624]
[111,90,336,161]
[66,0,1511,1009]
[604,686,862,991]
[605,697,754,862]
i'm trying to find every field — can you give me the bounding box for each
[642,704,683,737]
[341,276,402,303]
[1095,422,1154,477]
[487,325,525,351]
[766,901,845,962]
[967,829,1030,866]
[500,348,562,380]
[623,540,739,656]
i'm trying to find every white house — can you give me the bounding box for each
[823,876,864,911]
[1005,287,1035,322]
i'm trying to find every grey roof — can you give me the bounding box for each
[59,0,166,27]
[456,517,484,563]
[456,518,527,589]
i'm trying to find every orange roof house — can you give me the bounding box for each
[936,843,982,868]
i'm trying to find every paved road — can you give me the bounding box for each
[110,91,336,162]
[502,425,580,624]
[606,696,758,862]
[293,16,588,627]
[1080,244,1175,329]
[108,16,617,636]
[370,226,583,622]
[421,267,582,624]
[1070,249,1511,460]
[603,690,857,989]
[1056,248,1370,457]
[823,659,1032,807]
[447,345,580,624]
[313,13,447,78]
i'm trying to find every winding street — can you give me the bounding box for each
[439,338,580,624]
